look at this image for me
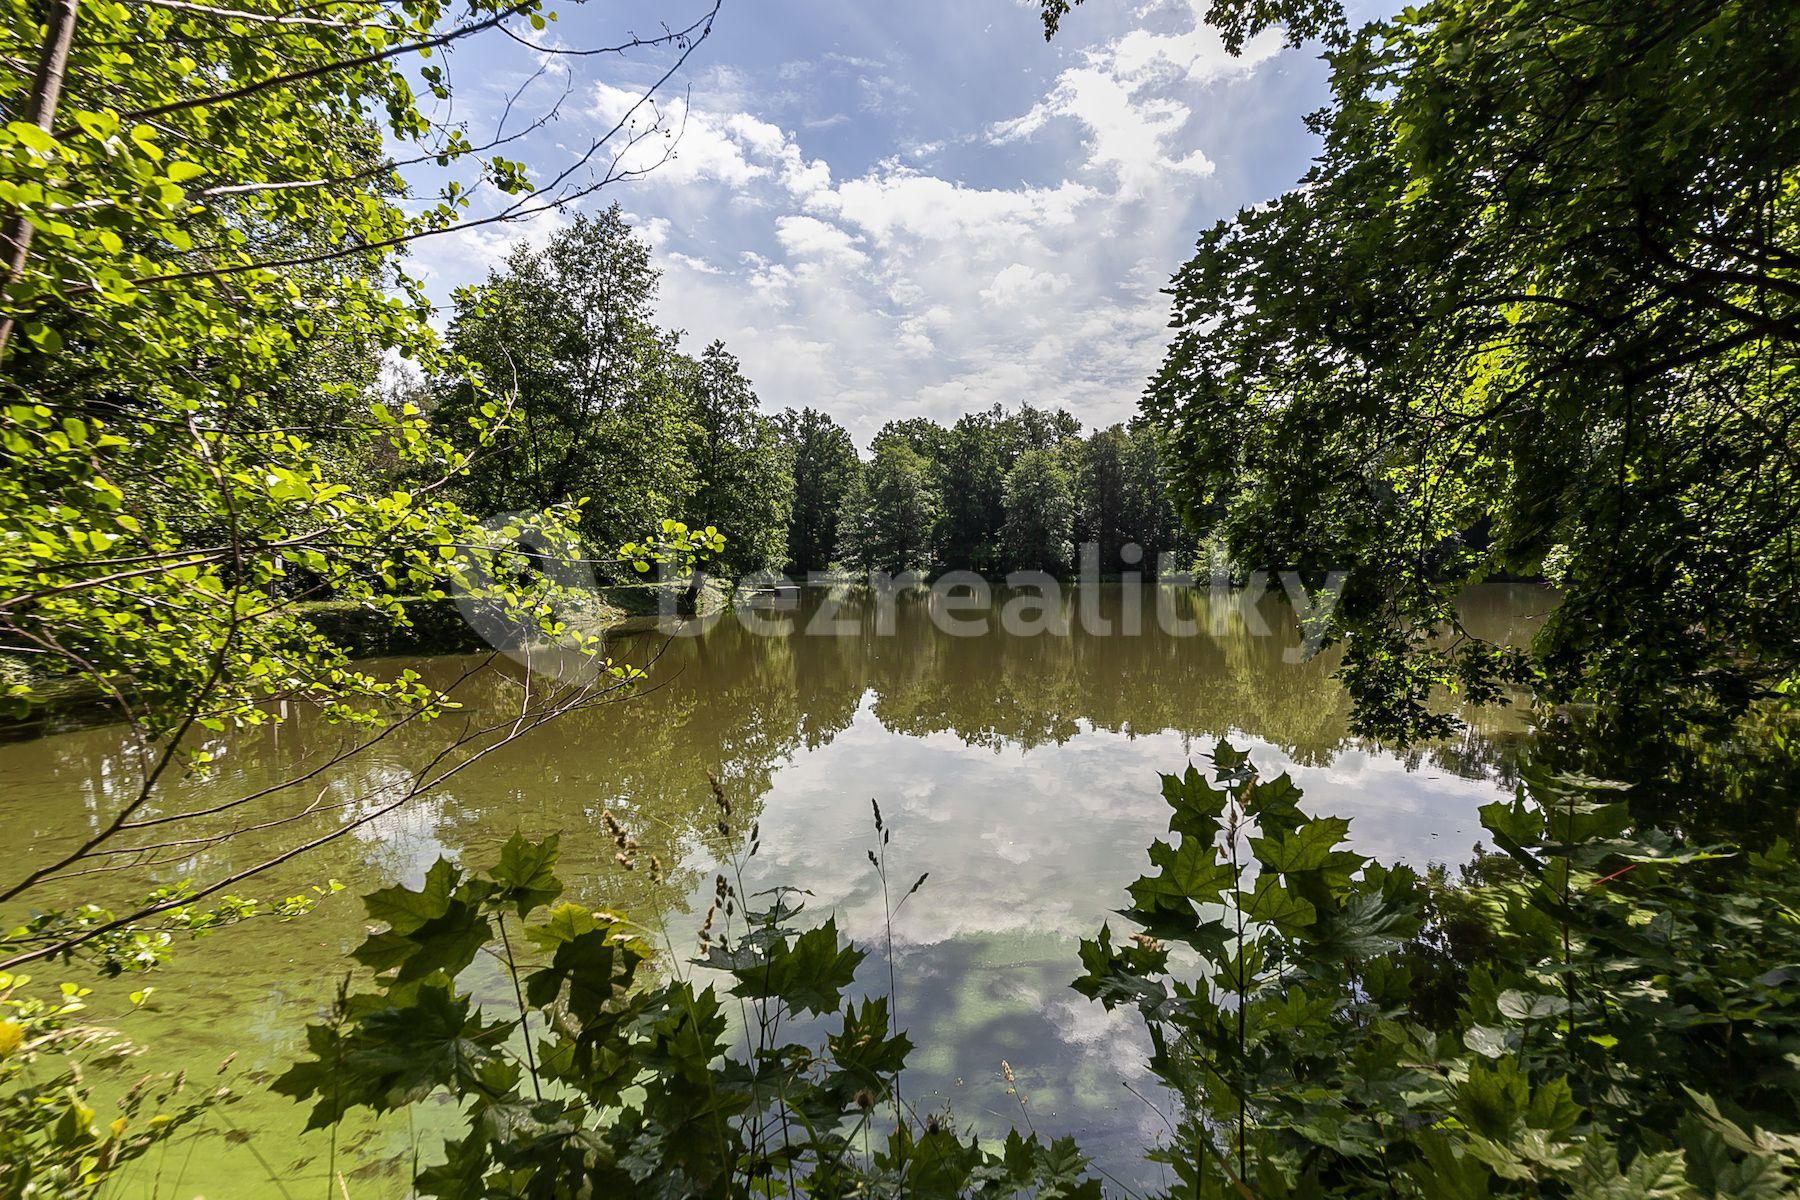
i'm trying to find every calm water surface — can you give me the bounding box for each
[4,584,1551,1196]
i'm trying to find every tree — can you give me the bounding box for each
[437,219,791,578]
[1120,422,1195,574]
[1077,425,1131,569]
[1000,449,1076,574]
[1122,0,1800,741]
[936,406,1014,572]
[1037,0,1342,50]
[683,341,794,576]
[836,441,940,574]
[1008,402,1081,455]
[0,0,723,964]
[777,407,860,574]
[436,207,700,557]
[0,0,722,1171]
[870,416,950,464]
[931,404,1084,572]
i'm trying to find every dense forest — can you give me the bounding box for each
[831,405,1193,578]
[1,0,1797,1195]
[423,207,1196,581]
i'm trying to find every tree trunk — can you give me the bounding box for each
[0,0,81,360]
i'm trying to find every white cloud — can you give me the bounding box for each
[993,65,1214,196]
[1108,2,1282,84]
[667,250,723,274]
[990,0,1282,196]
[437,202,574,273]
[722,112,790,159]
[622,80,1191,435]
[591,83,768,188]
[818,168,1094,249]
[981,263,1073,306]
[418,0,1295,443]
[774,215,868,267]
[623,212,672,248]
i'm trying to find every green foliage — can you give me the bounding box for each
[1036,0,1345,51]
[837,440,941,575]
[0,0,728,768]
[685,342,795,576]
[1000,449,1077,574]
[1076,745,1800,1199]
[836,404,1188,577]
[0,972,224,1198]
[1009,404,1082,455]
[870,417,953,465]
[0,0,609,727]
[434,206,702,560]
[4,879,342,978]
[929,403,1081,574]
[0,10,725,1189]
[0,13,721,966]
[1075,423,1195,573]
[1074,426,1132,571]
[279,827,1102,1198]
[0,0,537,382]
[1140,0,1800,743]
[936,407,1018,574]
[778,408,860,574]
[436,212,791,578]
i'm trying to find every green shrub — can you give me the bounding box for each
[276,795,1101,1198]
[1075,747,1800,1198]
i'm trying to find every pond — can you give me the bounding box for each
[4,583,1552,1196]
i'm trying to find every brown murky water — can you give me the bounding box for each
[2,583,1551,1196]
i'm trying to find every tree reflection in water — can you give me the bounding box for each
[2,583,1545,1196]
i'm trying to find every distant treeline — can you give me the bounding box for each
[427,206,1195,580]
[791,404,1194,577]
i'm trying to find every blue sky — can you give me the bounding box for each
[410,0,1336,445]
